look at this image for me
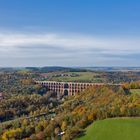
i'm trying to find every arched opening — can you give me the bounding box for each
[64,83,69,88]
[64,89,68,96]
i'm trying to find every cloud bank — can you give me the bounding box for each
[0,32,140,66]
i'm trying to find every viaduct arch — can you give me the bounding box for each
[35,81,118,96]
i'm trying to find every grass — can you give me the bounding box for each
[77,118,140,140]
[46,72,104,82]
[130,89,140,94]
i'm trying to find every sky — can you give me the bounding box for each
[0,0,140,67]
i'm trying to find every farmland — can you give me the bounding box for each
[130,89,140,94]
[77,118,140,140]
[42,71,105,83]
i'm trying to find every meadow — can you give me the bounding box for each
[45,72,104,83]
[130,89,140,94]
[77,118,140,140]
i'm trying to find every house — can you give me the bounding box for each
[58,131,65,136]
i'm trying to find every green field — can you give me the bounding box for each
[130,89,140,94]
[46,72,105,83]
[77,118,140,140]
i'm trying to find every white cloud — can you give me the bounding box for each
[0,32,140,52]
[0,31,140,65]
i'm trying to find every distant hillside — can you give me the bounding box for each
[25,66,87,73]
[82,67,140,72]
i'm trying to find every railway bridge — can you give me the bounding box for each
[36,81,121,96]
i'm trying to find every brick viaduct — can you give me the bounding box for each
[36,81,121,96]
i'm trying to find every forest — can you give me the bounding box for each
[1,80,140,139]
[0,70,140,139]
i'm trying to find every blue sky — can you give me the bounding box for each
[0,0,140,67]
